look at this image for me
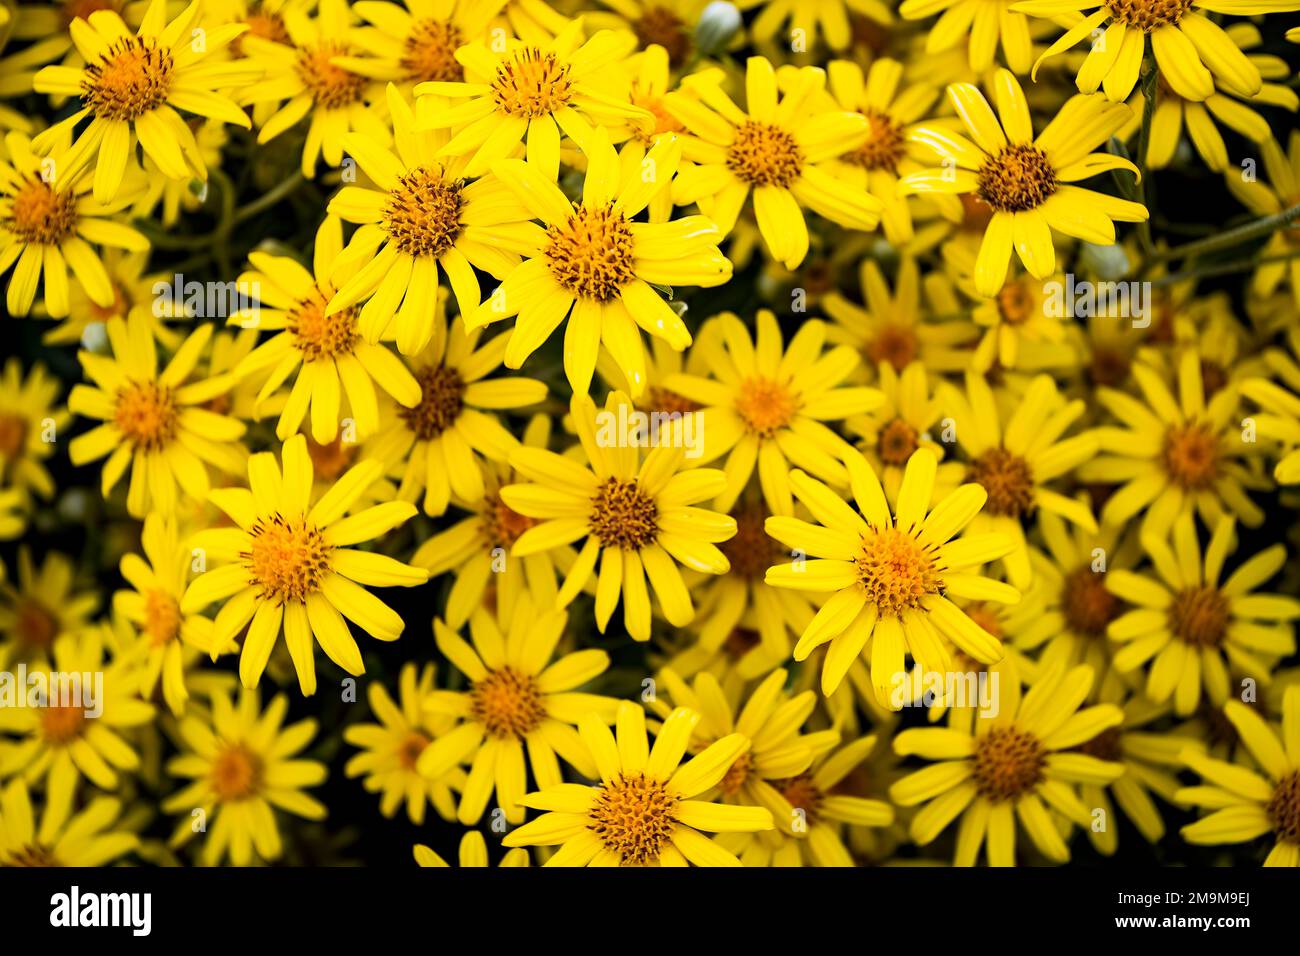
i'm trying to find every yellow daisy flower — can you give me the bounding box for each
[503,700,774,865]
[329,0,510,88]
[662,310,882,516]
[361,309,547,517]
[411,413,576,628]
[0,548,100,668]
[821,256,978,378]
[467,131,731,397]
[163,687,326,866]
[42,246,187,349]
[501,391,737,642]
[891,659,1125,865]
[899,70,1147,296]
[414,829,530,867]
[0,358,67,501]
[666,55,881,268]
[412,18,652,180]
[1082,349,1266,540]
[844,359,947,502]
[326,84,538,354]
[765,446,1018,701]
[818,58,962,247]
[1177,687,1300,866]
[181,433,429,694]
[343,661,465,825]
[743,0,893,52]
[717,733,896,866]
[68,313,247,518]
[240,0,392,177]
[32,0,260,202]
[938,372,1099,588]
[112,513,234,717]
[0,131,149,318]
[0,628,154,823]
[1105,512,1300,717]
[1225,132,1300,308]
[0,777,138,867]
[232,214,424,444]
[1014,0,1274,103]
[418,597,620,825]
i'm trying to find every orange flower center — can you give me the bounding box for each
[589,477,659,550]
[643,386,700,416]
[144,588,181,646]
[383,168,465,258]
[719,749,752,796]
[297,42,367,109]
[481,491,537,550]
[1267,771,1300,846]
[735,376,797,438]
[245,515,332,604]
[306,436,356,481]
[41,704,86,746]
[977,144,1057,213]
[290,292,359,360]
[726,120,803,188]
[211,743,264,801]
[544,203,637,301]
[2,842,60,866]
[967,447,1035,518]
[114,381,180,452]
[778,773,824,823]
[972,724,1045,802]
[61,0,121,25]
[402,18,464,82]
[470,666,546,739]
[396,731,429,770]
[877,417,920,467]
[865,324,918,372]
[588,771,678,865]
[12,598,59,647]
[849,109,905,172]
[856,526,944,617]
[1062,565,1118,638]
[1075,727,1123,762]
[0,414,29,458]
[82,36,174,121]
[491,48,572,118]
[719,505,777,579]
[1161,421,1219,489]
[400,364,465,440]
[5,177,77,245]
[1168,584,1228,648]
[1105,0,1195,31]
[633,7,690,65]
[996,279,1036,324]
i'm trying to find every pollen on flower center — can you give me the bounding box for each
[878,417,920,467]
[0,414,27,457]
[997,280,1035,324]
[644,386,700,416]
[855,526,944,616]
[491,48,573,118]
[211,743,264,801]
[396,732,429,770]
[544,203,637,301]
[114,381,180,452]
[589,477,659,550]
[383,169,465,258]
[726,120,804,188]
[297,43,367,109]
[481,491,537,550]
[1168,584,1228,647]
[5,177,77,245]
[849,110,906,172]
[587,771,679,865]
[40,704,86,745]
[720,506,777,578]
[402,19,464,82]
[633,7,690,66]
[245,515,333,605]
[82,36,173,121]
[290,293,360,360]
[1162,421,1219,489]
[470,666,546,739]
[1266,770,1300,845]
[1075,727,1123,762]
[778,773,824,823]
[1105,0,1195,31]
[972,725,1046,801]
[400,364,465,440]
[967,447,1035,518]
[977,144,1057,213]
[1062,565,1118,638]
[306,437,356,481]
[144,589,181,646]
[735,376,797,438]
[866,324,918,371]
[631,89,685,144]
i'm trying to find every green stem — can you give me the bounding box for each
[1152,249,1300,287]
[1146,202,1300,264]
[232,171,307,225]
[1135,48,1157,256]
